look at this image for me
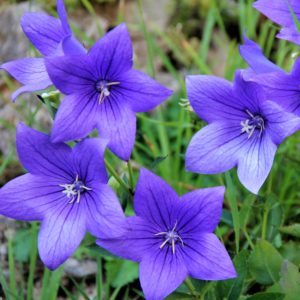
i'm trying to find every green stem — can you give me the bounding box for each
[184,277,198,299]
[96,257,102,300]
[27,222,38,300]
[261,205,269,240]
[8,236,17,300]
[127,161,134,192]
[105,159,132,194]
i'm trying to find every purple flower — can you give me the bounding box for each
[0,0,85,101]
[97,168,236,300]
[240,35,300,116]
[253,0,300,45]
[0,124,125,270]
[44,23,172,161]
[185,71,300,194]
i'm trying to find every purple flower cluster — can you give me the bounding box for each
[1,0,300,299]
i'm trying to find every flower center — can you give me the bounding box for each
[155,221,184,254]
[241,109,265,138]
[95,80,120,104]
[59,175,91,204]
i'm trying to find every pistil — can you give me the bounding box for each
[59,175,91,204]
[96,80,120,104]
[155,221,184,254]
[241,109,265,138]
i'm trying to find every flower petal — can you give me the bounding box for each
[96,216,156,262]
[262,101,300,144]
[56,0,71,34]
[232,70,266,113]
[62,35,86,55]
[45,55,95,95]
[38,201,86,270]
[186,121,246,174]
[115,69,173,112]
[237,132,277,194]
[139,247,187,300]
[21,12,66,56]
[97,101,136,161]
[183,233,236,280]
[239,35,282,75]
[72,138,109,184]
[250,71,300,115]
[277,25,300,45]
[16,123,73,180]
[83,184,125,238]
[253,0,300,27]
[0,174,64,221]
[88,23,133,79]
[1,58,52,101]
[51,93,98,143]
[177,186,225,234]
[186,75,245,123]
[134,168,179,229]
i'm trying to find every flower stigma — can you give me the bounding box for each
[59,175,91,204]
[95,80,120,104]
[155,221,184,254]
[241,109,265,138]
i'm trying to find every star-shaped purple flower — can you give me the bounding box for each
[253,0,300,45]
[97,168,236,300]
[0,0,85,101]
[44,23,172,161]
[0,124,125,270]
[185,71,300,194]
[240,35,300,116]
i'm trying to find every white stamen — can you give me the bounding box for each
[97,81,120,104]
[241,110,265,138]
[155,220,184,255]
[59,175,91,204]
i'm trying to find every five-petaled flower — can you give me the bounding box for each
[185,71,300,194]
[0,0,85,101]
[253,0,300,45]
[97,168,236,300]
[44,23,173,161]
[240,35,300,116]
[0,124,125,270]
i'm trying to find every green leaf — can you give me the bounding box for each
[246,292,284,300]
[280,224,300,238]
[87,244,118,259]
[249,240,284,284]
[105,259,139,288]
[13,228,33,262]
[150,155,168,171]
[217,250,249,300]
[279,260,300,300]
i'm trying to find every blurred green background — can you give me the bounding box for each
[0,0,300,299]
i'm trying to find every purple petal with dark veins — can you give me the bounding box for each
[186,121,246,174]
[134,168,179,230]
[139,246,187,300]
[186,75,245,123]
[83,184,125,239]
[51,92,99,143]
[45,55,96,95]
[72,138,109,184]
[0,58,52,101]
[88,23,133,79]
[17,123,73,180]
[21,12,66,56]
[177,186,225,234]
[38,199,86,270]
[0,174,64,221]
[253,0,300,27]
[237,132,277,194]
[239,35,283,75]
[183,233,236,280]
[115,69,173,112]
[96,100,136,161]
[96,216,157,262]
[262,100,300,144]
